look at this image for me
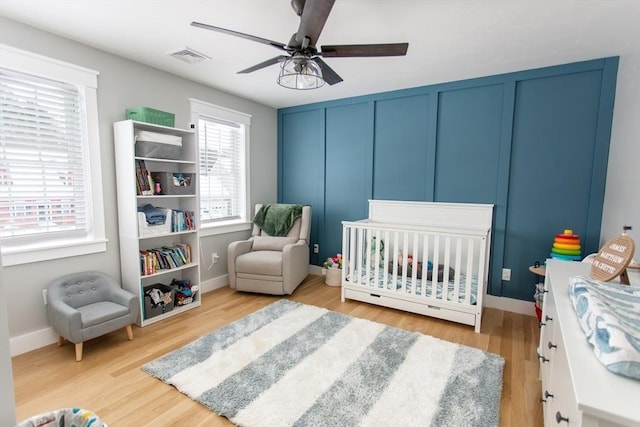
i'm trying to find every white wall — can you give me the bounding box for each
[0,16,277,354]
[600,56,640,250]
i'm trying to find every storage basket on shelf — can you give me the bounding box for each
[137,207,171,237]
[143,283,175,319]
[134,130,182,159]
[126,106,175,127]
[171,278,197,306]
[152,172,195,195]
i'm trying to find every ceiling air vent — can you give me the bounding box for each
[168,47,211,64]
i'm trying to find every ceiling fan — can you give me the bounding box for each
[191,0,408,89]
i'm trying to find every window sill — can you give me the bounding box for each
[1,238,108,266]
[199,221,252,237]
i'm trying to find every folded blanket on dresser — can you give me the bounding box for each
[569,276,640,380]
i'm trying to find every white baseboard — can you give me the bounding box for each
[10,271,534,356]
[484,294,536,317]
[10,327,57,357]
[9,276,231,357]
[309,265,323,275]
[201,274,229,293]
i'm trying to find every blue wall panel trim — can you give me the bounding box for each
[433,84,506,294]
[425,93,439,200]
[372,94,430,201]
[503,70,607,300]
[279,109,326,265]
[277,56,619,301]
[323,102,372,260]
[491,81,517,296]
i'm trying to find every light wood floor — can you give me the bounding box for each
[12,275,543,426]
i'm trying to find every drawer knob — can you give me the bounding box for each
[545,315,553,322]
[545,390,554,399]
[539,321,546,328]
[548,341,558,349]
[555,411,569,423]
[537,352,549,363]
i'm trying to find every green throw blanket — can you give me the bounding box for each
[253,204,303,236]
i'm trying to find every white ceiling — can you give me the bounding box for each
[0,1,637,109]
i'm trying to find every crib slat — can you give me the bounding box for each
[352,227,358,286]
[421,234,429,297]
[431,235,440,299]
[465,239,474,305]
[410,234,419,295]
[362,228,373,284]
[373,229,384,286]
[400,232,409,292]
[392,231,399,288]
[442,237,451,301]
[383,230,390,289]
[452,237,462,302]
[477,236,487,303]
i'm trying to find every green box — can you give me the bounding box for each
[126,106,175,127]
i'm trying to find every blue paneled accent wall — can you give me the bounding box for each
[278,57,618,301]
[373,94,431,201]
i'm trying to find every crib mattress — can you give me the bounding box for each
[568,276,640,380]
[346,270,479,305]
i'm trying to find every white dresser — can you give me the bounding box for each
[539,259,640,427]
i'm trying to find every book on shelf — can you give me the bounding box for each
[139,243,192,276]
[171,209,196,232]
[135,159,154,196]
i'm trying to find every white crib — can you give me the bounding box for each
[341,200,493,333]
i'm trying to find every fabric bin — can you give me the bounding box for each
[143,283,175,319]
[138,208,171,237]
[152,172,195,195]
[135,130,182,159]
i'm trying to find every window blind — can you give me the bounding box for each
[198,115,245,223]
[0,69,88,241]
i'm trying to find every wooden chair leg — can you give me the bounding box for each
[125,324,134,340]
[75,342,83,362]
[57,335,65,346]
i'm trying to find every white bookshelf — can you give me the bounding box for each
[113,120,201,326]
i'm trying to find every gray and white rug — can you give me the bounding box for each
[143,300,504,427]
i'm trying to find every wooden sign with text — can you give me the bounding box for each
[591,235,635,284]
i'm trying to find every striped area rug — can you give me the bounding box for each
[143,300,504,427]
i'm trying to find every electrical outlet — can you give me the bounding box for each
[502,268,511,281]
[211,252,220,264]
[42,289,48,305]
[313,243,319,254]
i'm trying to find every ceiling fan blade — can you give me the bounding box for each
[296,0,336,46]
[320,43,409,57]
[313,57,343,85]
[238,56,288,74]
[191,21,288,51]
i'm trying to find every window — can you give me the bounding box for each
[190,99,250,232]
[0,45,106,266]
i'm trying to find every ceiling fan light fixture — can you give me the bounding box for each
[277,57,325,90]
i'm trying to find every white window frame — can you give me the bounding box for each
[0,44,106,266]
[190,99,251,236]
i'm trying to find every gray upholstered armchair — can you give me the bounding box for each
[228,204,311,295]
[46,271,139,361]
